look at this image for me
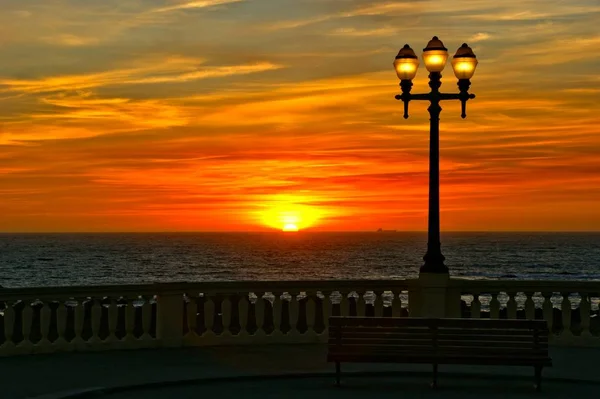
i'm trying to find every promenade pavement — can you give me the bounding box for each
[1,345,598,399]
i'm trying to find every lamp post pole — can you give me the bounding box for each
[393,37,478,275]
[424,71,445,273]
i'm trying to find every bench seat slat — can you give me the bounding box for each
[327,354,552,366]
[332,332,547,342]
[328,338,548,349]
[330,326,548,337]
[328,345,548,355]
[329,317,546,330]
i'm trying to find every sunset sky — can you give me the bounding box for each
[1,0,599,232]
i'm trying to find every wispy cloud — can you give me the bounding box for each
[329,27,398,37]
[469,32,491,42]
[42,34,100,47]
[0,59,283,94]
[151,0,243,13]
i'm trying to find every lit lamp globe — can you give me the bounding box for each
[422,36,448,72]
[451,43,478,80]
[393,44,419,81]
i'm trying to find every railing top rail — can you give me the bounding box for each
[450,278,600,292]
[0,279,418,301]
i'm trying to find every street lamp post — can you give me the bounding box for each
[393,36,478,275]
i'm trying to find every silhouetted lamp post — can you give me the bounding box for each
[394,36,478,274]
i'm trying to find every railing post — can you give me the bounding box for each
[254,292,266,337]
[2,301,16,355]
[392,290,403,317]
[106,298,118,346]
[55,300,69,350]
[203,294,216,338]
[18,302,33,354]
[123,297,136,346]
[340,291,350,317]
[542,292,554,336]
[141,296,153,345]
[374,291,384,317]
[561,292,573,340]
[238,294,249,337]
[356,291,366,317]
[525,292,535,320]
[306,291,317,339]
[579,292,592,338]
[73,298,86,350]
[221,294,232,337]
[38,301,52,351]
[89,298,102,346]
[272,292,283,338]
[288,291,300,339]
[490,293,500,319]
[506,291,517,319]
[184,295,198,342]
[157,292,184,348]
[321,291,332,340]
[417,273,451,318]
[470,292,481,319]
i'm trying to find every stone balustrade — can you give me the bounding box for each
[0,280,413,356]
[0,284,160,356]
[1,278,600,356]
[452,279,600,346]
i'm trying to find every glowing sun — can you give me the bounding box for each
[282,223,299,232]
[259,197,324,232]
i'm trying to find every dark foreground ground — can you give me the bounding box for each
[4,344,599,399]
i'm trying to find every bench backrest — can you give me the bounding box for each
[329,317,549,358]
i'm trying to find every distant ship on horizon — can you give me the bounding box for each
[377,228,397,233]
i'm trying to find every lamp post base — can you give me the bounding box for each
[421,251,448,274]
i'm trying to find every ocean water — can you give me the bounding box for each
[0,232,599,288]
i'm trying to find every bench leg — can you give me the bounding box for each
[335,362,341,387]
[431,363,438,389]
[534,366,542,392]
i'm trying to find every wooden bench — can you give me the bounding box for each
[328,317,552,390]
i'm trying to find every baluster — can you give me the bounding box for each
[19,302,33,352]
[141,296,153,343]
[38,301,52,350]
[288,291,300,337]
[490,293,500,319]
[73,298,86,348]
[306,291,316,336]
[203,294,215,337]
[221,294,232,336]
[542,292,554,334]
[506,291,517,319]
[356,291,366,317]
[392,290,402,317]
[238,294,249,337]
[374,291,384,317]
[88,298,102,346]
[2,302,16,353]
[470,292,481,319]
[106,298,118,344]
[254,292,266,336]
[340,291,350,317]
[321,291,332,337]
[579,292,592,338]
[55,300,68,349]
[272,292,283,336]
[124,298,136,344]
[525,292,535,320]
[184,295,198,339]
[561,292,573,339]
